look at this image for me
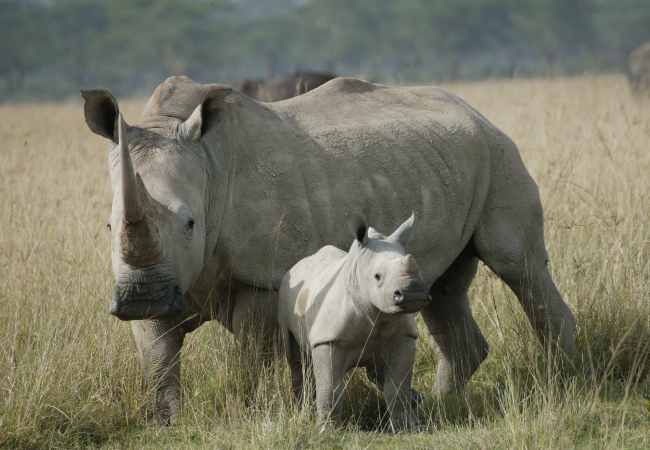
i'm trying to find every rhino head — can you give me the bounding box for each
[346,212,431,315]
[80,86,225,320]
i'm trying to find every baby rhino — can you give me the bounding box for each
[279,212,431,432]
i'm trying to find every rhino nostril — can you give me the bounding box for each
[394,290,404,303]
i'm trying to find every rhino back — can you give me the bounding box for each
[217,78,501,286]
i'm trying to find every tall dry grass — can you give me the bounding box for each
[1,75,649,449]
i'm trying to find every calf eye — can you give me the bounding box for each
[106,222,111,232]
[188,219,195,229]
[374,273,381,281]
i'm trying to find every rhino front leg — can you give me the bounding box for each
[131,318,185,424]
[231,286,278,351]
[420,243,489,395]
[382,337,419,432]
[311,344,346,430]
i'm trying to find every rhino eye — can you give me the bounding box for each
[187,219,195,229]
[106,222,111,232]
[374,273,381,281]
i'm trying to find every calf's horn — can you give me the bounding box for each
[400,254,420,275]
[119,114,145,224]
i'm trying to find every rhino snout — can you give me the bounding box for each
[391,279,431,313]
[393,288,431,304]
[110,281,187,321]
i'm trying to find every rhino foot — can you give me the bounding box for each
[410,388,424,409]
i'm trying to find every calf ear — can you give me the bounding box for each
[346,212,369,246]
[80,88,120,142]
[184,86,233,140]
[390,212,418,245]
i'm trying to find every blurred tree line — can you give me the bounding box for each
[0,0,649,101]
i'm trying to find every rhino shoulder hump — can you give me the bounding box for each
[317,77,380,95]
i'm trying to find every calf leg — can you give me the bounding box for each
[311,344,346,430]
[420,243,489,394]
[366,364,423,408]
[282,327,315,404]
[282,327,303,399]
[382,337,419,432]
[131,318,186,424]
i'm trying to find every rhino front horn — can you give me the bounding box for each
[118,114,145,224]
[116,114,164,266]
[400,254,420,275]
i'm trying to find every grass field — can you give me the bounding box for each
[1,75,650,449]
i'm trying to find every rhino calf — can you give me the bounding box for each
[279,212,431,432]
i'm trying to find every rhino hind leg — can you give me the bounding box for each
[366,364,424,409]
[131,318,187,425]
[282,327,315,404]
[420,242,489,395]
[473,195,580,368]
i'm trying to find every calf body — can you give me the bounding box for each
[279,213,430,431]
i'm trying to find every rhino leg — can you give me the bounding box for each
[282,327,315,403]
[420,242,489,395]
[312,344,346,430]
[366,364,424,409]
[131,318,187,424]
[381,337,419,432]
[231,286,279,352]
[473,192,580,367]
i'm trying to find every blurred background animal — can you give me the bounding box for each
[237,71,336,102]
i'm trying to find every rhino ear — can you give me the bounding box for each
[390,211,418,245]
[80,88,120,142]
[184,86,233,140]
[346,211,369,246]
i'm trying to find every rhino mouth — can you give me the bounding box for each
[110,281,187,320]
[393,290,431,313]
[392,279,431,313]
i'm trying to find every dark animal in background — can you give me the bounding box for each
[237,71,336,102]
[628,42,650,93]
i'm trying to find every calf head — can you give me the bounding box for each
[346,212,431,314]
[81,87,227,320]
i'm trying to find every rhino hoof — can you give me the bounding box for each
[410,388,424,409]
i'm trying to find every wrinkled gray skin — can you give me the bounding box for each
[629,42,650,93]
[80,75,580,424]
[279,212,430,431]
[237,71,336,102]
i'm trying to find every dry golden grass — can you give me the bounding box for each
[1,75,650,449]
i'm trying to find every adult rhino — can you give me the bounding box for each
[81,75,581,423]
[628,42,650,93]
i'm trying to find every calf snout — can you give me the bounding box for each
[392,277,431,313]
